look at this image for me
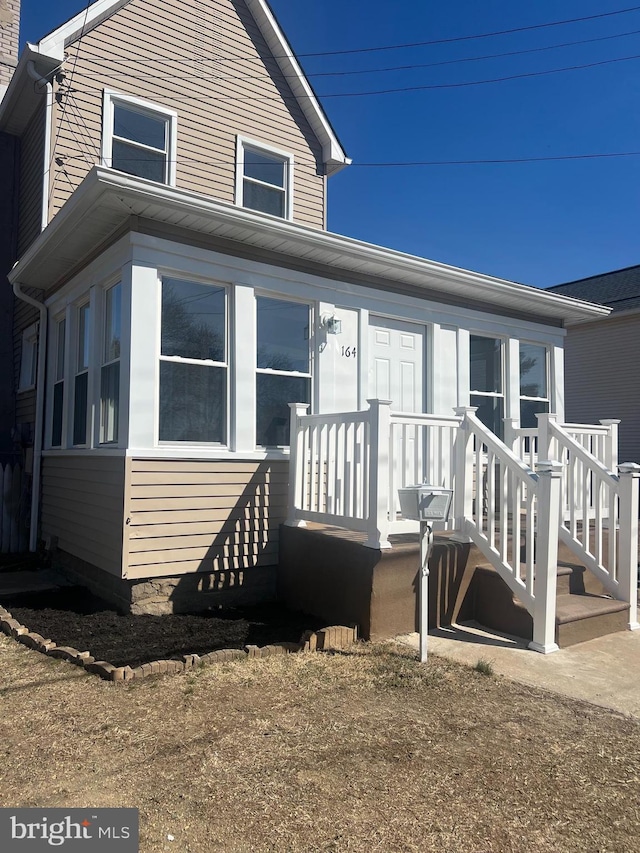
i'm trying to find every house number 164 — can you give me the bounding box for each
[341,346,357,358]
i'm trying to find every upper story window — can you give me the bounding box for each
[102,91,177,185]
[159,277,227,444]
[470,335,504,439]
[519,342,549,428]
[236,137,293,219]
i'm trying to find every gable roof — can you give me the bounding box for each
[548,265,640,314]
[1,0,349,172]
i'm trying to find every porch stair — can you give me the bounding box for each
[278,524,633,647]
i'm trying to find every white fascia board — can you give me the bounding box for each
[10,167,610,326]
[245,0,350,174]
[0,45,61,130]
[37,0,130,56]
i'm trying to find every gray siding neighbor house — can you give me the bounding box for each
[548,267,640,464]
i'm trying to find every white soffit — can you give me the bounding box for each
[9,168,609,327]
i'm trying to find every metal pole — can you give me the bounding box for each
[419,521,433,663]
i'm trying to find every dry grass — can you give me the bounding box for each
[1,635,639,853]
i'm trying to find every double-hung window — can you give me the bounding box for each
[256,296,311,447]
[73,303,90,446]
[100,284,121,444]
[237,138,292,219]
[51,318,66,447]
[470,335,504,438]
[18,323,38,392]
[159,278,227,443]
[103,91,176,184]
[519,343,549,428]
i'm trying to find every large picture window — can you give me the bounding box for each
[237,138,292,219]
[159,278,227,443]
[256,297,311,447]
[100,283,121,444]
[102,91,176,184]
[470,335,504,438]
[519,343,549,428]
[73,303,90,446]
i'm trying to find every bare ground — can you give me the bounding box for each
[1,634,639,853]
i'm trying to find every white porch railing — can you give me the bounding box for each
[286,400,640,647]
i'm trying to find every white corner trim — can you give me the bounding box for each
[235,135,294,220]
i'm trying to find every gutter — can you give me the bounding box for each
[12,282,47,553]
[26,60,53,230]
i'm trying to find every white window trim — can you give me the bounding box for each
[157,276,230,447]
[235,135,294,220]
[18,322,39,392]
[102,90,177,186]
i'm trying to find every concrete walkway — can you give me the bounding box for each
[395,623,640,718]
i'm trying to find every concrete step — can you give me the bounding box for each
[555,593,629,647]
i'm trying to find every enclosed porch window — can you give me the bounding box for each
[519,342,549,428]
[159,277,227,443]
[470,335,504,439]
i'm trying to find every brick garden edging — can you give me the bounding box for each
[0,604,357,682]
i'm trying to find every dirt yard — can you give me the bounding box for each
[1,635,638,852]
[2,588,321,667]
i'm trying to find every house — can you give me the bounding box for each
[548,266,640,464]
[1,1,634,650]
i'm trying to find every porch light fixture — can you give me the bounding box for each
[319,314,342,335]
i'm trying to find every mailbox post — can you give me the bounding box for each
[398,485,453,663]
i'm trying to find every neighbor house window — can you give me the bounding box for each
[256,297,311,446]
[100,283,121,444]
[18,323,38,391]
[236,137,292,219]
[73,303,90,445]
[102,91,176,184]
[159,278,227,443]
[51,318,65,447]
[519,343,549,428]
[470,335,504,438]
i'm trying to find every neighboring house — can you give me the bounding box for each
[548,266,640,464]
[0,0,608,615]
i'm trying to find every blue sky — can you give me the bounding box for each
[18,1,640,287]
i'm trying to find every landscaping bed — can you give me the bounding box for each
[0,586,323,668]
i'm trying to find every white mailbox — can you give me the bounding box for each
[398,485,453,523]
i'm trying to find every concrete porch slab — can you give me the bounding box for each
[395,623,640,719]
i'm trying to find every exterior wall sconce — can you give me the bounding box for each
[320,314,342,335]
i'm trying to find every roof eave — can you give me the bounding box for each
[0,45,61,134]
[9,168,608,327]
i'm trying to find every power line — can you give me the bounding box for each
[73,27,640,82]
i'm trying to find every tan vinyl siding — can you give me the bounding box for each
[124,458,288,579]
[563,314,640,463]
[49,0,325,227]
[17,103,44,256]
[41,454,126,575]
[13,288,40,427]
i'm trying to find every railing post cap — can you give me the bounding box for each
[535,412,557,422]
[453,406,478,416]
[536,460,564,475]
[288,402,310,412]
[366,398,393,406]
[599,418,621,426]
[618,462,640,475]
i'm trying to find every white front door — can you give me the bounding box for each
[369,317,426,517]
[368,316,425,412]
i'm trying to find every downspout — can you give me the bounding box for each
[16,62,54,551]
[12,282,47,552]
[26,60,53,230]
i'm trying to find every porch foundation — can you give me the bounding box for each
[278,524,476,640]
[53,550,277,615]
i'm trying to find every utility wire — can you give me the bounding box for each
[72,27,640,81]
